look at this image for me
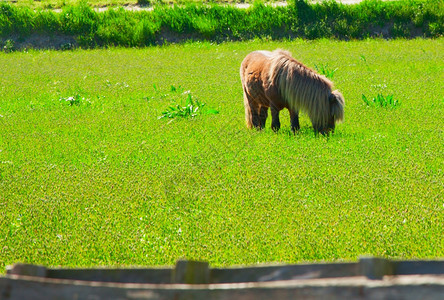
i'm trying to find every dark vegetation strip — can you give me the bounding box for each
[0,0,443,50]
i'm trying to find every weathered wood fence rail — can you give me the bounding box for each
[1,257,444,299]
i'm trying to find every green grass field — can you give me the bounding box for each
[0,38,443,272]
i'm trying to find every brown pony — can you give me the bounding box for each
[240,50,345,134]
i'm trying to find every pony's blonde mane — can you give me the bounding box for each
[268,50,341,128]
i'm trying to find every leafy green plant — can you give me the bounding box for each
[156,85,218,119]
[158,93,204,119]
[362,94,400,108]
[59,93,90,106]
[314,63,337,79]
[360,54,372,71]
[2,39,15,53]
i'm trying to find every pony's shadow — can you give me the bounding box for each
[262,125,325,138]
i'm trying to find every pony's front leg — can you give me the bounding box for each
[290,110,300,133]
[250,103,262,129]
[259,106,268,129]
[270,105,281,132]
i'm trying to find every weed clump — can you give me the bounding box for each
[155,85,219,119]
[362,94,400,108]
[314,63,337,79]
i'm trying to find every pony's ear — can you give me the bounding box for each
[329,90,345,122]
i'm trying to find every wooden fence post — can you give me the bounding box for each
[359,257,394,280]
[172,260,210,284]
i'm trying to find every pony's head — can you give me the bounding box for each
[315,90,345,135]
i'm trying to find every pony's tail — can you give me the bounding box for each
[329,90,345,123]
[243,92,254,128]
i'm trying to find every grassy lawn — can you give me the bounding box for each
[0,38,443,272]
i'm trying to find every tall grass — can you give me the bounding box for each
[1,0,443,49]
[0,38,443,271]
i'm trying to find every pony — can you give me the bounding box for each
[240,49,345,134]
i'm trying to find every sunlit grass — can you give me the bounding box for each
[0,38,443,272]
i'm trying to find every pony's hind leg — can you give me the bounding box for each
[290,110,300,133]
[270,105,281,132]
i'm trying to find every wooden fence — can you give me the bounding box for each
[1,257,444,299]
